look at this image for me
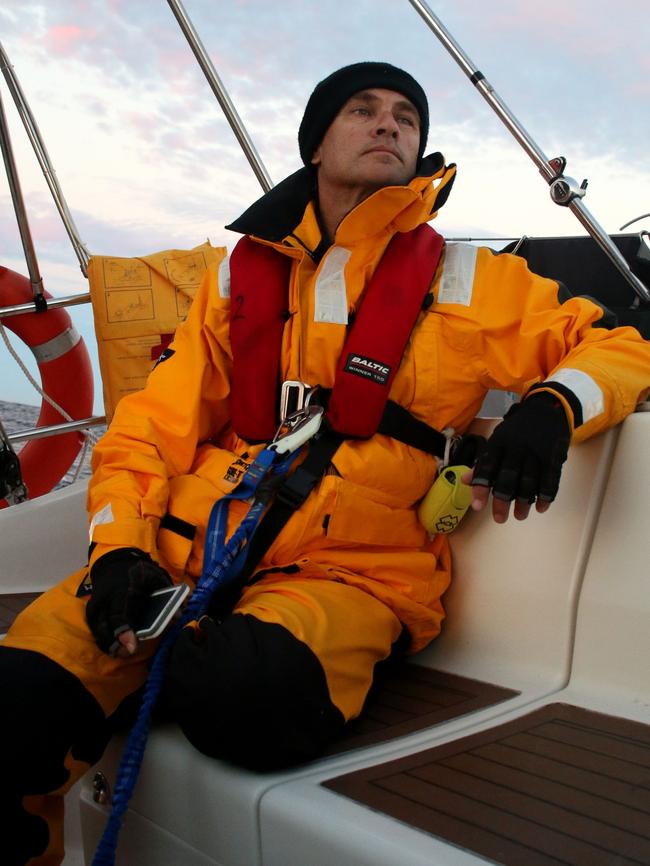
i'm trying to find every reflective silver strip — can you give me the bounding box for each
[547,368,605,423]
[218,256,231,298]
[314,246,350,324]
[437,243,477,306]
[89,502,114,542]
[31,326,81,364]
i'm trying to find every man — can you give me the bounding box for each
[1,62,650,865]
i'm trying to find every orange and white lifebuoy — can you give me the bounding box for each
[0,265,94,506]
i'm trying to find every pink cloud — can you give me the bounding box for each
[45,24,96,57]
[125,110,160,139]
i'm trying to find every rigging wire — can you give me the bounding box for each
[619,213,650,232]
[0,41,91,275]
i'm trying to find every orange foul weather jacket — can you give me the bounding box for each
[86,159,650,653]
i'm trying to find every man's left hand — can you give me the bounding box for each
[462,393,571,523]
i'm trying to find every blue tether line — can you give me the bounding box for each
[91,444,300,866]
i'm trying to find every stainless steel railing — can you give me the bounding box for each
[1,42,102,449]
[5,416,106,445]
[407,0,650,304]
[1,0,275,450]
[0,42,90,276]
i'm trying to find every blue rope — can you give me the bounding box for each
[91,447,298,866]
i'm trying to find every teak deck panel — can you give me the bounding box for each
[325,703,650,866]
[328,665,518,754]
[0,591,41,633]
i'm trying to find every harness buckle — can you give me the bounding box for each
[271,405,324,455]
[272,380,323,454]
[280,380,313,424]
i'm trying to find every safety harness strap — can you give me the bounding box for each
[235,398,453,584]
[235,426,344,586]
[318,395,448,458]
[378,399,448,455]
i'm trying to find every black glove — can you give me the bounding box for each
[472,392,571,504]
[86,547,172,655]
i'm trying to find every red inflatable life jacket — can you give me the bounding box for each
[229,224,444,443]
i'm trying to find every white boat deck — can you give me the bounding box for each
[3,411,649,865]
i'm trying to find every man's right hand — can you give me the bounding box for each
[86,548,172,656]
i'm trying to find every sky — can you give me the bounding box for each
[1,0,649,412]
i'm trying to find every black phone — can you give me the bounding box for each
[134,583,190,640]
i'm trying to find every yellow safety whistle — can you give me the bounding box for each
[418,465,473,535]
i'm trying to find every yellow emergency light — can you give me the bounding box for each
[418,465,473,535]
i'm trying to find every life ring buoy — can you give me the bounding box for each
[0,265,94,506]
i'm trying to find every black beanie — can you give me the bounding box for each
[298,62,429,166]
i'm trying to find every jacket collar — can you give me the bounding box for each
[226,152,456,252]
[226,167,316,243]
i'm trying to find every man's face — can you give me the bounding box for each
[311,88,421,197]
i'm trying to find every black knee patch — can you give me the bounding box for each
[160,614,345,771]
[0,647,111,862]
[0,793,50,866]
[0,647,110,785]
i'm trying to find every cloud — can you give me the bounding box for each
[45,23,95,56]
[2,0,649,262]
[1,0,647,416]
